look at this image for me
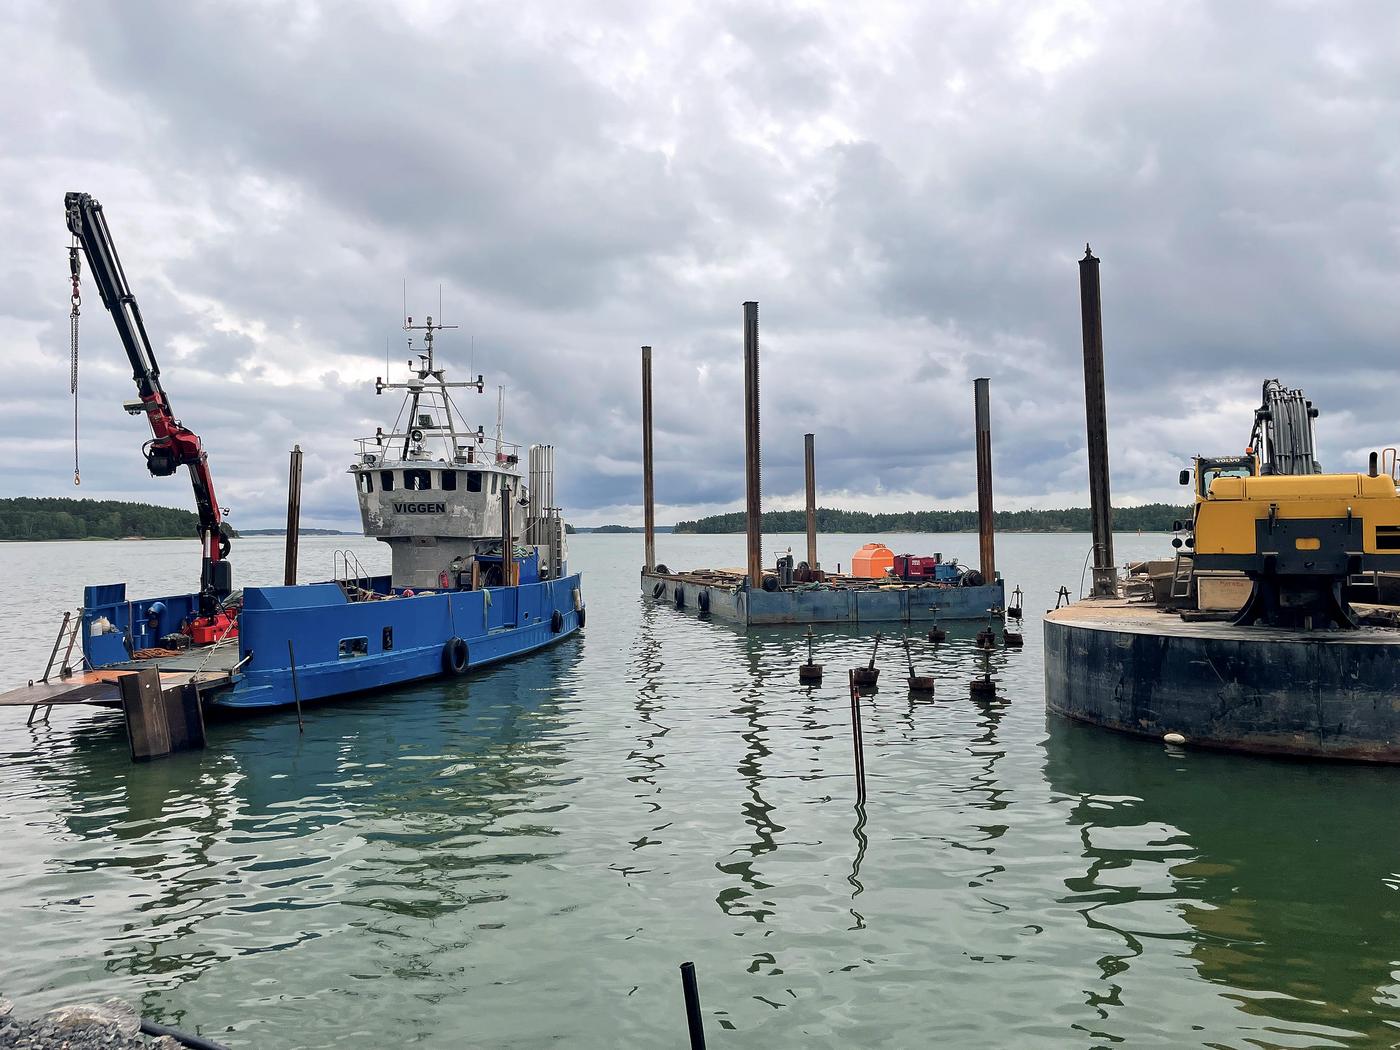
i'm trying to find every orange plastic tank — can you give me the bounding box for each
[851,543,894,578]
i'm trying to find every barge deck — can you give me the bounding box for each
[1044,597,1400,762]
[642,567,1005,626]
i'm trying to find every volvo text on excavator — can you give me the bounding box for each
[65,192,235,635]
[1181,379,1400,629]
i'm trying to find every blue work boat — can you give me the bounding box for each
[4,193,582,724]
[74,317,583,710]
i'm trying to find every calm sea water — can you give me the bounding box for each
[2,531,1399,1048]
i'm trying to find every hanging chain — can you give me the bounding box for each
[69,240,81,486]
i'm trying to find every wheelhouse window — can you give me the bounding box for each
[359,472,374,494]
[440,470,458,491]
[404,469,432,491]
[490,473,498,494]
[467,471,483,493]
[380,470,395,492]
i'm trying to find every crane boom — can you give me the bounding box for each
[64,191,232,617]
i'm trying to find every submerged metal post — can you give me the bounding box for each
[848,669,867,803]
[501,481,515,586]
[1078,246,1116,596]
[804,432,817,569]
[743,301,763,587]
[286,639,305,733]
[679,961,707,1050]
[973,379,995,583]
[284,444,303,587]
[642,346,656,572]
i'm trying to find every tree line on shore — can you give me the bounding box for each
[673,504,1191,534]
[0,497,202,541]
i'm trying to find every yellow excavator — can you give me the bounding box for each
[1180,380,1400,629]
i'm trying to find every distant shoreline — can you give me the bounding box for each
[0,535,189,542]
[674,505,1189,535]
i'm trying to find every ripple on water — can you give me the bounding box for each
[2,534,1400,1047]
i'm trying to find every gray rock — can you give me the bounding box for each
[45,997,141,1037]
[0,997,12,1021]
[148,1038,184,1050]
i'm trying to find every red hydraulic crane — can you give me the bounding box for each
[65,191,234,625]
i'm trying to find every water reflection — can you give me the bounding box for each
[621,604,668,873]
[715,630,782,926]
[1043,717,1400,1046]
[8,646,580,1034]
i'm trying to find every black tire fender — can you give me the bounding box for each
[443,636,469,675]
[674,586,685,608]
[551,609,564,633]
[698,589,711,612]
[577,605,586,629]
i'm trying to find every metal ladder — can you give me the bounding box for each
[28,610,84,725]
[333,549,375,601]
[1170,553,1193,602]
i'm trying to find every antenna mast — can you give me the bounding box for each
[495,385,505,456]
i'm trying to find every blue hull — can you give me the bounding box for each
[82,574,585,710]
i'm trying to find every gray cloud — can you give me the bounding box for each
[3,0,1399,532]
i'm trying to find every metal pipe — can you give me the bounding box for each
[743,302,763,586]
[1078,246,1116,596]
[848,669,867,803]
[642,346,656,572]
[502,481,515,586]
[679,961,706,1050]
[973,378,995,583]
[286,639,305,733]
[284,444,303,587]
[804,432,817,569]
[140,1018,232,1050]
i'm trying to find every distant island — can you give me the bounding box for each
[239,528,355,536]
[0,497,202,541]
[573,524,676,534]
[673,505,1191,534]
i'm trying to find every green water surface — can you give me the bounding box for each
[1,532,1397,1048]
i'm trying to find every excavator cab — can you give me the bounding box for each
[1181,455,1257,502]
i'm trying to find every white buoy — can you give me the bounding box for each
[1163,731,1186,745]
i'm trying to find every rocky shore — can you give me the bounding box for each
[0,997,200,1050]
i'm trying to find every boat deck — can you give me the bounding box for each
[0,644,240,711]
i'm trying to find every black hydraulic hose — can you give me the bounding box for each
[139,1018,232,1050]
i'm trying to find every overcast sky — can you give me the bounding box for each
[3,1,1398,528]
